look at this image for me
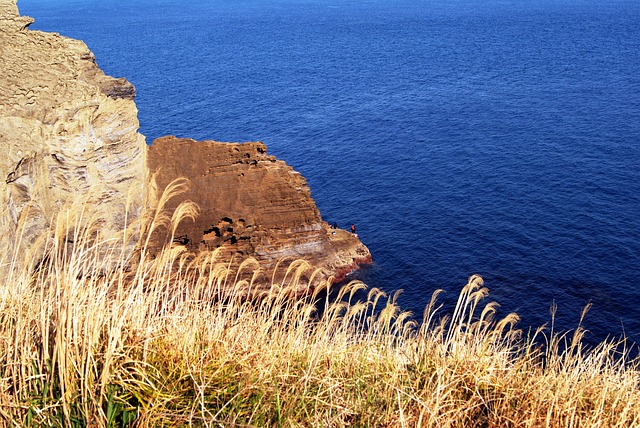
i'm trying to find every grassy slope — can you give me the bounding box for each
[1,181,639,427]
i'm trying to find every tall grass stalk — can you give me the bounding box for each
[1,182,639,427]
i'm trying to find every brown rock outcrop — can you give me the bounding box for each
[148,136,371,283]
[1,0,370,284]
[0,0,146,262]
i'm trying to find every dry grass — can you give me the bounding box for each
[1,181,639,427]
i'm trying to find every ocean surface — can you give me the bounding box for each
[20,0,640,347]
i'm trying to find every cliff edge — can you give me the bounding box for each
[148,136,371,283]
[0,0,146,264]
[1,0,370,283]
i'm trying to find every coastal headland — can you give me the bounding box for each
[2,2,640,427]
[0,0,370,284]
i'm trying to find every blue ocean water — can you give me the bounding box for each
[20,0,640,346]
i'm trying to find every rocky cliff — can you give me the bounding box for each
[1,0,370,283]
[0,0,146,263]
[148,136,371,283]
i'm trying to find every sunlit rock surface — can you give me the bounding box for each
[148,136,371,283]
[1,0,370,284]
[0,0,146,262]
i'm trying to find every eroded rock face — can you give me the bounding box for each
[0,0,146,262]
[148,136,371,283]
[1,0,370,284]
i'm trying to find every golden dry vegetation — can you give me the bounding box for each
[1,181,639,427]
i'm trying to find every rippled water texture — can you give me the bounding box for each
[21,0,640,345]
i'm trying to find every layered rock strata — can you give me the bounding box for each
[0,0,146,263]
[1,0,371,284]
[148,136,371,283]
